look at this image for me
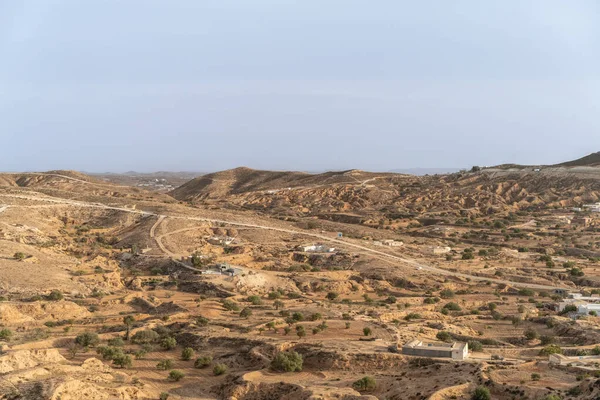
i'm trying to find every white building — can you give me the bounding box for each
[583,203,600,213]
[207,236,236,246]
[402,340,469,361]
[558,295,600,315]
[299,244,335,253]
[382,240,403,247]
[430,246,452,255]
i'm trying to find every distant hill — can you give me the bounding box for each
[492,152,600,170]
[169,167,396,201]
[557,152,600,167]
[389,168,460,176]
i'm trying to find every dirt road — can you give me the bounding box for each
[0,192,570,291]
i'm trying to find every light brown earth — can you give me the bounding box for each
[1,159,600,399]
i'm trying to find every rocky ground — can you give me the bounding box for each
[0,166,600,399]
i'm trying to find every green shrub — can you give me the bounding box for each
[160,337,177,350]
[326,292,339,301]
[240,308,253,318]
[404,313,421,321]
[112,353,132,369]
[570,267,585,277]
[181,347,194,361]
[443,302,461,311]
[468,340,483,351]
[0,329,13,341]
[363,327,372,336]
[221,299,240,311]
[309,313,322,321]
[518,288,535,296]
[131,330,160,344]
[268,291,281,300]
[107,337,125,347]
[524,328,538,340]
[156,359,174,370]
[75,332,99,347]
[96,346,123,360]
[194,356,212,368]
[353,376,376,392]
[440,289,455,299]
[539,345,562,356]
[246,295,263,305]
[47,290,64,301]
[292,312,304,321]
[471,386,491,400]
[542,395,561,400]
[436,331,452,342]
[134,349,148,359]
[560,304,577,315]
[168,370,185,381]
[213,363,228,376]
[271,351,303,372]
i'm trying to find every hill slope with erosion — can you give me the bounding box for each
[0,170,176,205]
[169,165,600,223]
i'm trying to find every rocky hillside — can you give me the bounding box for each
[169,167,397,201]
[168,164,600,226]
[0,171,175,204]
[558,151,600,167]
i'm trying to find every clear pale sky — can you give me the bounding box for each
[2,1,600,173]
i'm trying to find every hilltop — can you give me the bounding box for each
[0,170,175,205]
[558,151,600,167]
[493,152,600,170]
[167,161,600,228]
[169,167,396,201]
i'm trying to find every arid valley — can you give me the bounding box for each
[1,155,600,399]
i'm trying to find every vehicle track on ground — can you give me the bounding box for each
[0,192,571,291]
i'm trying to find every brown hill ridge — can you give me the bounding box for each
[168,163,600,222]
[169,167,397,201]
[558,151,600,167]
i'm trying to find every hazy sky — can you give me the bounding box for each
[2,1,600,172]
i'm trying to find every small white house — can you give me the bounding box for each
[558,298,600,315]
[299,244,335,253]
[430,246,452,255]
[382,240,403,247]
[207,236,236,246]
[583,203,600,213]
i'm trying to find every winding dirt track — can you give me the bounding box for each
[0,192,570,291]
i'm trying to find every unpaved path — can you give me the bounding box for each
[0,192,570,291]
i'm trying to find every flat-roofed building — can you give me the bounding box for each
[401,340,468,360]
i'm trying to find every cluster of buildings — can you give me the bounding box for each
[558,293,600,315]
